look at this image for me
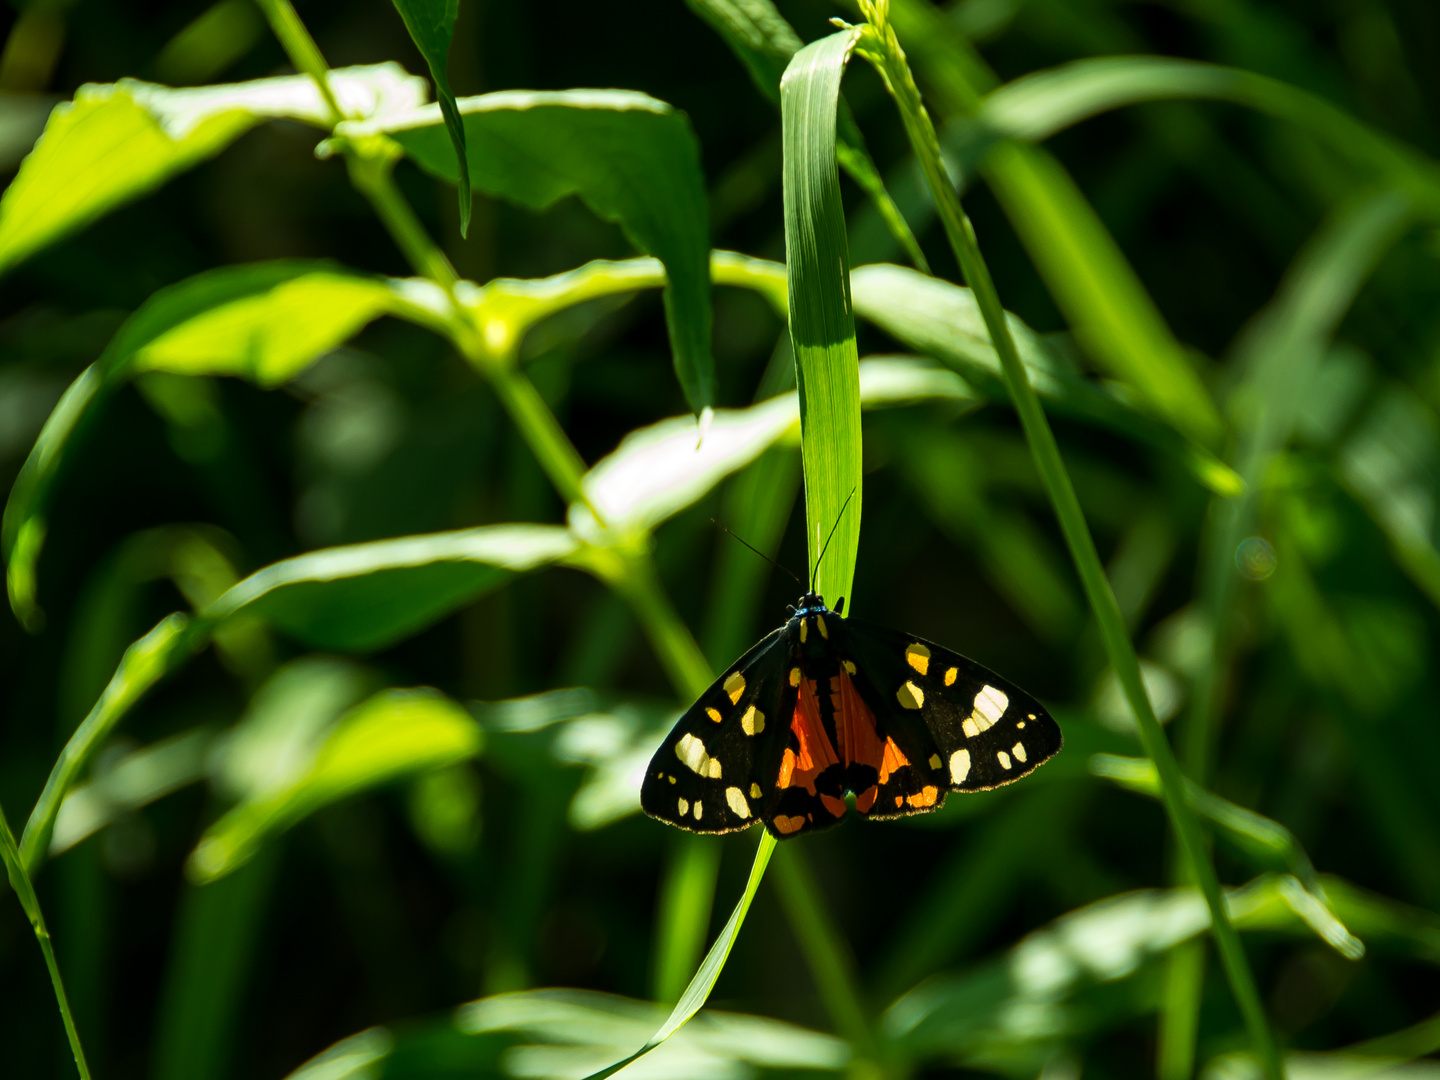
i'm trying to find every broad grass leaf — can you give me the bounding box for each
[283,989,847,1079]
[0,65,427,276]
[189,688,481,883]
[884,875,1368,1066]
[2,260,449,627]
[572,357,970,538]
[342,90,714,414]
[207,524,579,652]
[782,29,864,607]
[387,0,470,235]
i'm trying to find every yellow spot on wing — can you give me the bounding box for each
[725,787,750,818]
[799,619,808,643]
[928,753,941,770]
[906,642,930,675]
[741,704,765,736]
[816,614,828,639]
[944,667,957,686]
[789,667,801,687]
[1013,742,1027,763]
[897,681,925,710]
[723,671,746,704]
[693,800,704,821]
[676,733,722,778]
[678,797,689,815]
[842,660,856,675]
[706,707,722,723]
[750,783,762,799]
[950,749,971,783]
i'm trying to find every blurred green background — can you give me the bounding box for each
[2,1,1440,1079]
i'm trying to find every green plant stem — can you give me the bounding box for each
[1,801,92,1080]
[345,151,460,290]
[854,11,1283,1080]
[250,0,345,121]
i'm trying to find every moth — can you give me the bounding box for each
[641,592,1063,840]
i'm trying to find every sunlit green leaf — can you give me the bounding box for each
[207,524,579,652]
[2,260,451,627]
[341,90,714,414]
[189,688,482,882]
[0,64,427,276]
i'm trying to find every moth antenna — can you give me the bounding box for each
[811,488,857,594]
[711,519,804,589]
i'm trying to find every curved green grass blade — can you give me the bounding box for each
[0,65,426,277]
[342,90,714,414]
[979,56,1440,197]
[388,0,470,235]
[19,613,202,874]
[782,28,864,605]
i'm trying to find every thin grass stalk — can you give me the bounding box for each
[1,801,92,1080]
[850,7,1283,1079]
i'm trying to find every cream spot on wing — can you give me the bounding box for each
[706,707,723,723]
[965,685,1008,735]
[949,749,971,783]
[723,671,746,704]
[975,685,1009,723]
[842,659,857,675]
[741,704,765,736]
[815,614,829,639]
[1013,742,1027,763]
[667,775,676,785]
[694,799,703,821]
[897,681,925,710]
[678,797,689,815]
[906,642,930,675]
[945,667,957,686]
[789,667,801,687]
[997,750,1012,770]
[750,783,762,799]
[928,753,941,770]
[676,733,721,778]
[726,787,750,818]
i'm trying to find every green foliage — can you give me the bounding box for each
[4,3,1440,1080]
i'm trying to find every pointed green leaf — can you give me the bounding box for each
[388,0,471,235]
[341,90,714,413]
[0,65,427,276]
[206,525,579,652]
[189,688,481,882]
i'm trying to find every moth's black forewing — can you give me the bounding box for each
[839,617,1062,802]
[640,626,798,834]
